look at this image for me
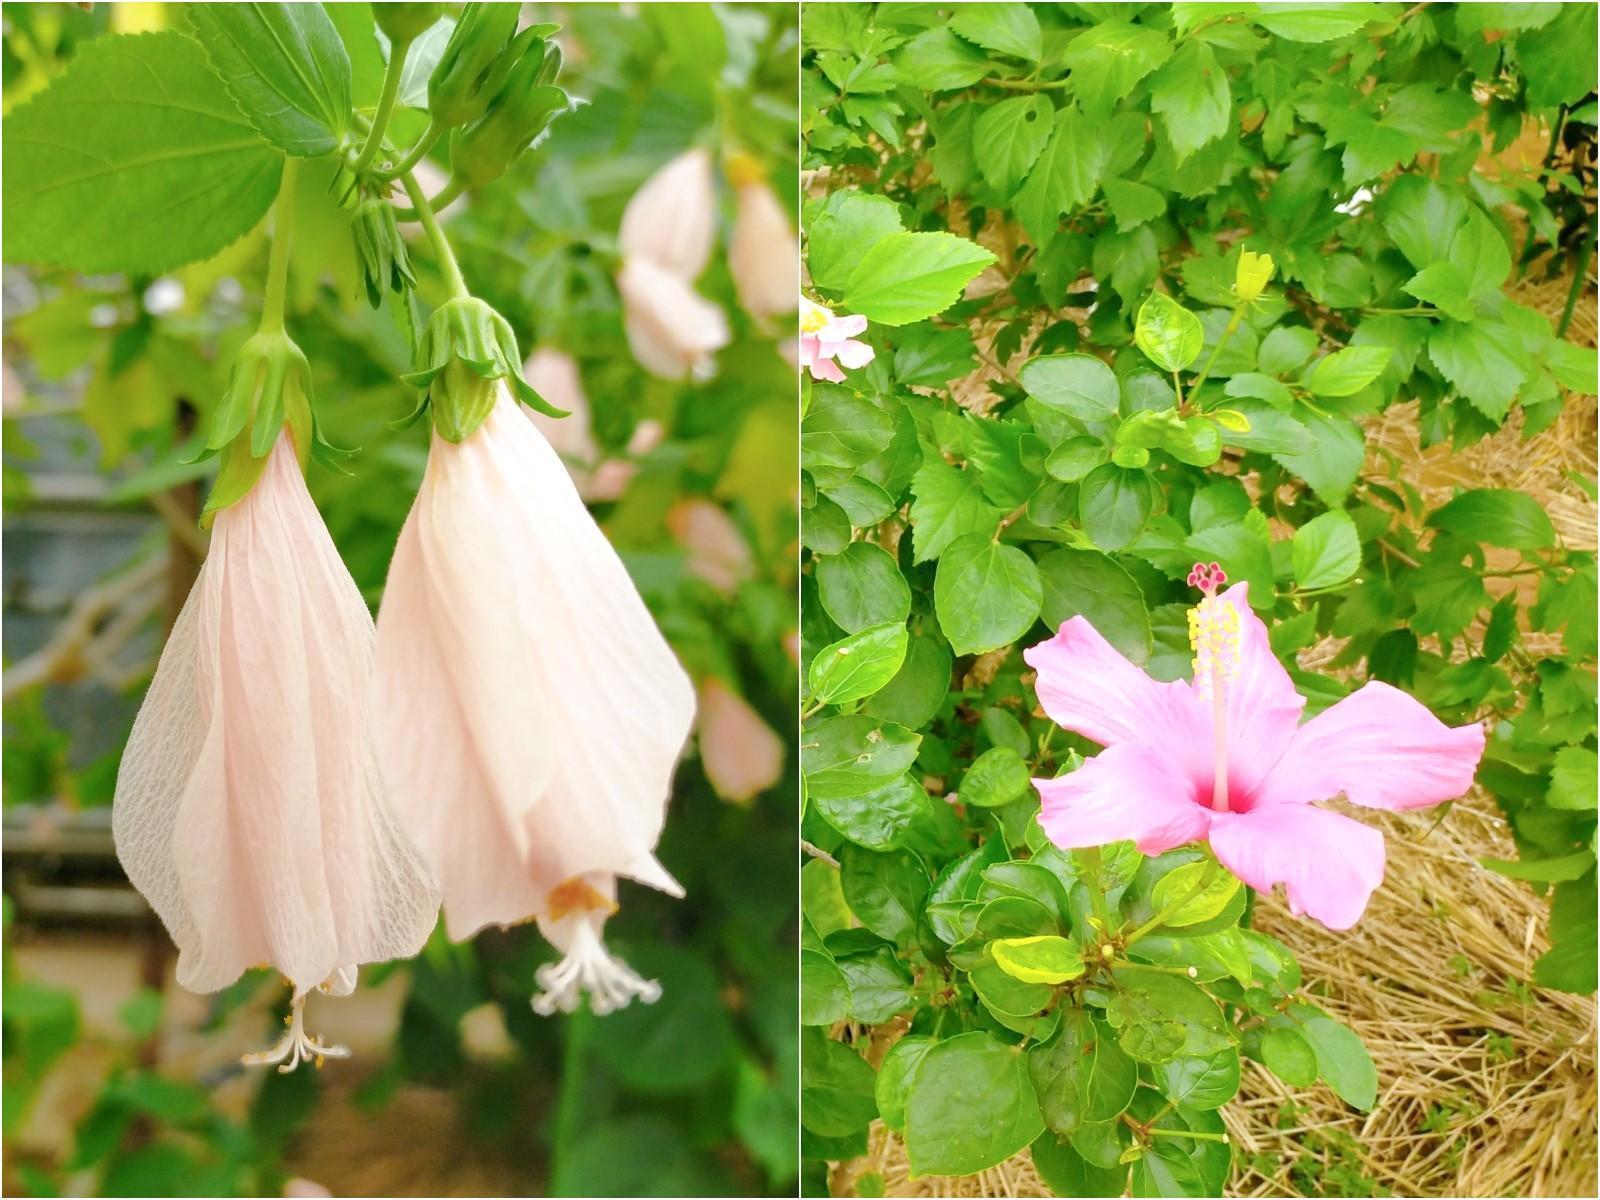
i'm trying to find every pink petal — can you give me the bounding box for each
[1251,681,1485,811]
[617,258,729,381]
[807,355,846,383]
[1035,742,1211,856]
[832,338,876,369]
[617,147,715,281]
[697,678,785,803]
[1024,617,1202,750]
[1211,581,1305,798]
[821,313,869,340]
[1208,804,1385,930]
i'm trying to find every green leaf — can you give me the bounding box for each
[1548,747,1599,812]
[933,534,1043,655]
[2,31,282,275]
[1428,320,1530,421]
[1292,510,1361,589]
[1188,520,1274,610]
[1427,488,1556,550]
[1518,1,1599,108]
[1102,177,1168,231]
[1062,22,1173,117]
[1029,1010,1137,1137]
[950,3,1042,62]
[801,1031,879,1137]
[895,26,989,91]
[187,2,352,156]
[1019,353,1121,421]
[815,773,935,851]
[843,232,997,326]
[1103,968,1236,1063]
[803,385,896,471]
[802,715,922,799]
[1149,41,1230,161]
[1078,464,1155,551]
[909,457,1004,564]
[876,1036,937,1133]
[841,845,929,943]
[592,945,736,1092]
[1252,3,1382,41]
[1260,1026,1318,1087]
[816,542,911,633]
[905,1033,1045,1176]
[1150,863,1242,927]
[1036,547,1153,664]
[975,94,1055,196]
[807,189,904,293]
[961,746,1033,808]
[1480,850,1595,883]
[1301,345,1391,398]
[1154,1050,1240,1110]
[1402,263,1476,322]
[864,634,954,730]
[1446,208,1512,302]
[1046,437,1108,482]
[1378,175,1467,269]
[1014,104,1106,247]
[800,951,851,1026]
[1272,413,1365,504]
[993,935,1085,985]
[809,622,910,706]
[1031,1133,1129,1198]
[1135,293,1205,373]
[1290,1006,1376,1111]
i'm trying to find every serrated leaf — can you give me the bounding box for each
[1292,510,1361,589]
[843,232,996,326]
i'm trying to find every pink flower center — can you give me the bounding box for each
[1186,562,1236,813]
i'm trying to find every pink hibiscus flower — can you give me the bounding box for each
[1024,562,1485,930]
[800,297,874,382]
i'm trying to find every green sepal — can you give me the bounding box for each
[427,2,521,128]
[390,393,432,432]
[309,407,358,476]
[200,330,315,524]
[352,197,417,309]
[492,315,566,418]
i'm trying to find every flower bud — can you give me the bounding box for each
[449,30,570,190]
[401,296,566,441]
[352,197,417,308]
[427,2,521,128]
[374,2,444,44]
[203,331,315,522]
[1235,249,1275,303]
[726,152,799,319]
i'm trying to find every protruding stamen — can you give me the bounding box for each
[532,913,661,1017]
[243,993,351,1074]
[1187,562,1236,813]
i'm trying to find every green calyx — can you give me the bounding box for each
[373,2,444,44]
[449,30,569,190]
[400,296,566,442]
[352,197,417,308]
[200,331,352,524]
[428,4,543,129]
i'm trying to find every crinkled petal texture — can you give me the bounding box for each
[617,258,730,381]
[1250,680,1486,811]
[729,182,799,318]
[1035,742,1211,855]
[376,389,696,941]
[113,436,438,996]
[617,147,715,280]
[1208,805,1386,931]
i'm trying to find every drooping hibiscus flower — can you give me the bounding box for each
[1025,562,1485,930]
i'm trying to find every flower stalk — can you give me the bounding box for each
[259,157,299,335]
[351,36,413,175]
[400,170,470,300]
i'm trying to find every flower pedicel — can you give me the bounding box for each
[1025,561,1486,929]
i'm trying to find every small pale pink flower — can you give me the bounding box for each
[374,387,695,1016]
[523,347,649,502]
[618,147,716,281]
[1025,562,1485,930]
[667,498,753,595]
[728,177,800,319]
[697,678,785,805]
[800,297,874,382]
[617,257,730,381]
[113,435,437,1069]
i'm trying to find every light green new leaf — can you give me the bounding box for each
[188,2,352,156]
[1300,345,1390,397]
[950,3,1042,62]
[993,936,1085,985]
[809,623,910,707]
[1150,862,1241,927]
[2,31,282,275]
[1134,293,1205,373]
[807,189,904,293]
[1251,3,1383,42]
[1292,510,1362,590]
[843,232,996,326]
[933,534,1043,655]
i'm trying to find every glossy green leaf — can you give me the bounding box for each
[1135,293,1205,373]
[933,534,1043,655]
[809,622,910,706]
[1292,510,1362,589]
[905,1033,1045,1176]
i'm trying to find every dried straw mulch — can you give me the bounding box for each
[833,183,1600,1200]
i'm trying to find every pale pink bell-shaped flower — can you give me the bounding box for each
[697,678,785,805]
[617,257,731,382]
[113,435,438,1069]
[618,147,716,280]
[801,297,874,382]
[523,348,665,502]
[1025,563,1485,930]
[728,179,800,320]
[667,498,753,595]
[375,387,696,1016]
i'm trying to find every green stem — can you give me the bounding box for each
[259,157,300,334]
[384,122,444,182]
[1076,847,1116,934]
[400,170,470,300]
[1189,304,1244,398]
[1147,1126,1229,1144]
[550,1006,593,1176]
[1124,861,1219,948]
[1557,232,1593,340]
[352,37,413,174]
[982,76,1072,91]
[393,175,467,222]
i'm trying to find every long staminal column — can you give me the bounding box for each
[1187,562,1240,812]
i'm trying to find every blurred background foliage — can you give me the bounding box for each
[2,3,798,1196]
